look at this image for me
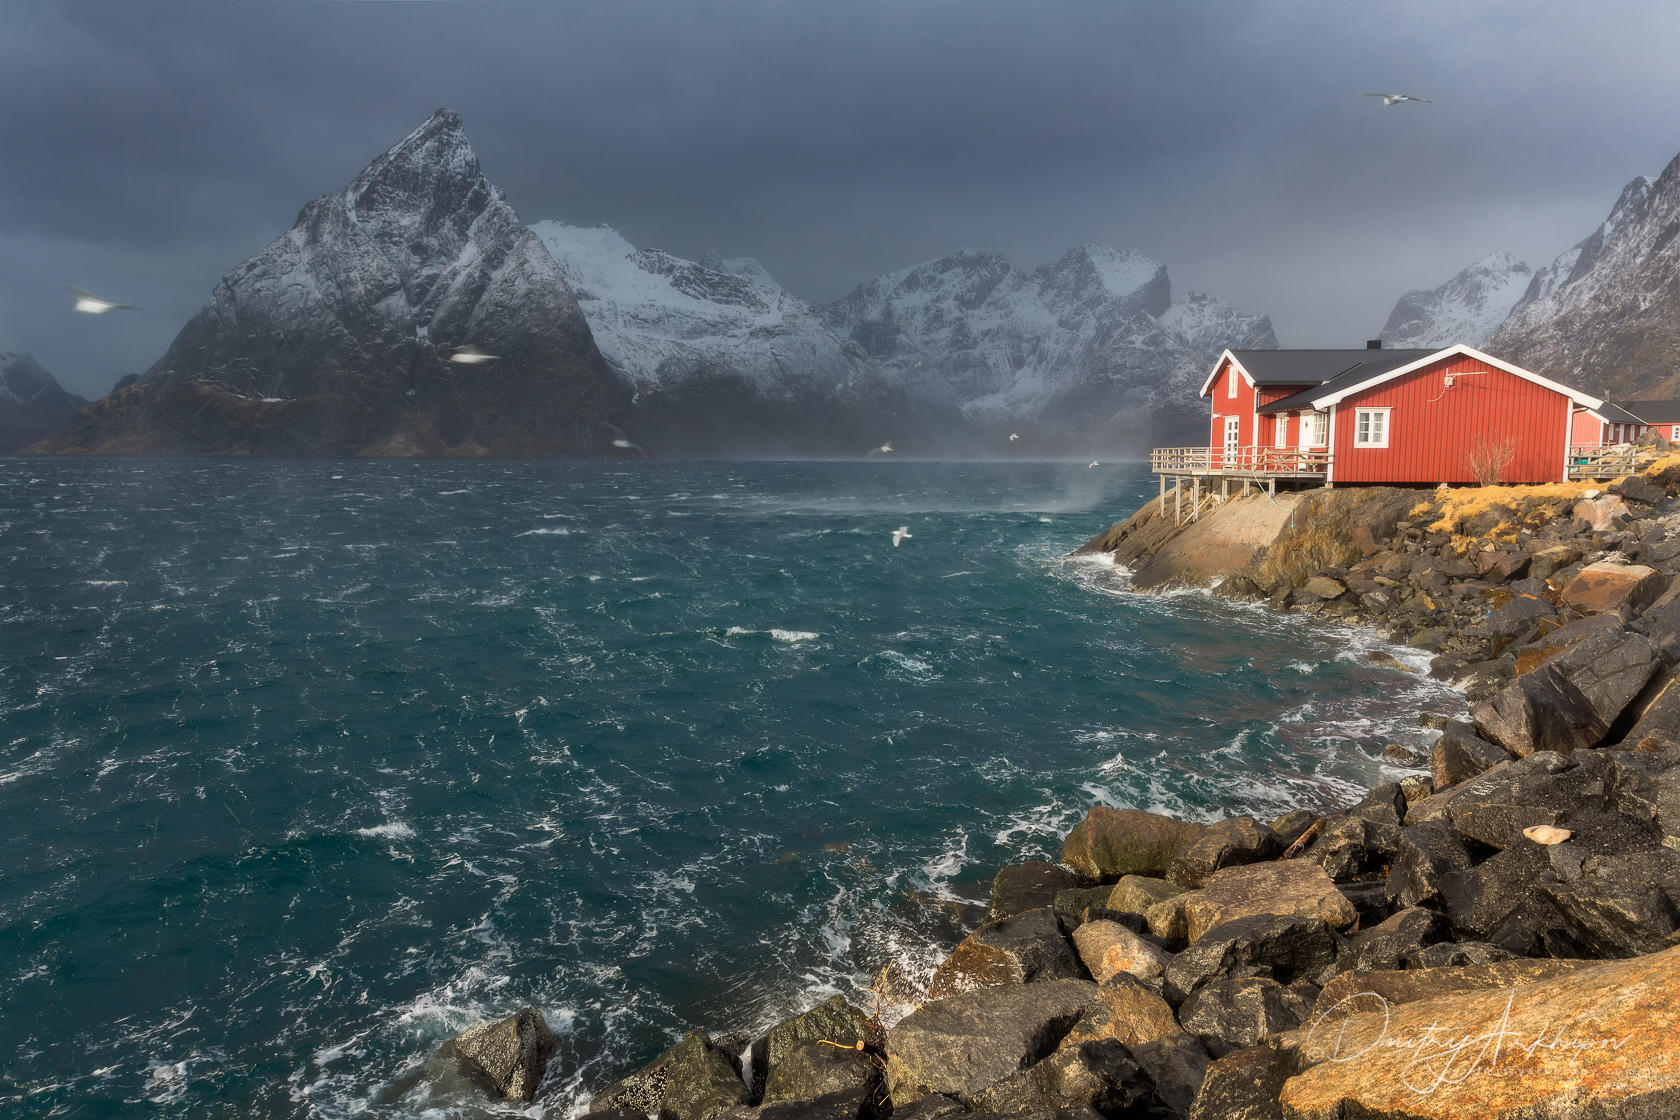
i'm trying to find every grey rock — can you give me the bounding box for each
[1431,729,1513,789]
[925,907,1086,1000]
[884,978,1097,1105]
[1128,1032,1211,1119]
[761,1042,876,1108]
[967,1039,1157,1115]
[1166,817,1282,888]
[1162,914,1343,1005]
[1176,977,1311,1058]
[1542,848,1680,957]
[593,1031,748,1120]
[987,862,1092,922]
[450,1006,557,1102]
[1385,820,1473,909]
[1185,1044,1299,1120]
[1401,941,1518,969]
[1336,907,1450,973]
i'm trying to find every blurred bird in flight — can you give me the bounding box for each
[70,285,136,313]
[1360,93,1431,106]
[448,345,500,364]
[891,527,912,547]
[868,441,893,457]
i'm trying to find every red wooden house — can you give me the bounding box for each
[1153,343,1615,503]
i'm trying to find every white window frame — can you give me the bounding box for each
[1353,406,1391,448]
[1274,412,1288,448]
[1227,369,1238,398]
[1223,415,1240,456]
[1300,410,1327,449]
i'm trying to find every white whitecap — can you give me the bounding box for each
[356,822,416,840]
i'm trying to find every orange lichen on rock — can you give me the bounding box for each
[1277,946,1680,1118]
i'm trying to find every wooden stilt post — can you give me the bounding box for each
[1269,478,1276,495]
[1221,478,1229,502]
[1192,476,1201,521]
[1175,480,1182,525]
[1242,479,1250,497]
[1159,473,1166,514]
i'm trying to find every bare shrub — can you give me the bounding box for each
[1464,434,1518,486]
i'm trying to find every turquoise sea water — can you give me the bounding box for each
[0,458,1452,1118]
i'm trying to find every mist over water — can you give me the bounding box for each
[0,458,1452,1118]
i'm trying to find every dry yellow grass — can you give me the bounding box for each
[1412,482,1598,540]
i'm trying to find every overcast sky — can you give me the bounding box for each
[3,0,1679,398]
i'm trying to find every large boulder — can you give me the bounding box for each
[592,1031,748,1120]
[761,1044,876,1108]
[450,1006,557,1101]
[924,907,1085,1000]
[1128,1033,1211,1119]
[1559,560,1668,616]
[1167,817,1282,888]
[1474,626,1661,756]
[1435,842,1569,954]
[1185,1045,1298,1120]
[1162,914,1344,1005]
[986,862,1092,922]
[884,979,1096,1105]
[1061,808,1206,881]
[1301,816,1399,882]
[1430,728,1512,789]
[1540,848,1680,958]
[1057,972,1181,1050]
[1312,958,1610,1019]
[762,996,874,1104]
[1277,946,1680,1117]
[1177,977,1311,1058]
[1333,907,1449,974]
[1384,820,1473,909]
[1181,860,1357,943]
[966,1039,1158,1115]
[1070,920,1172,989]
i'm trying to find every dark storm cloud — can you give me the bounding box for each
[4,0,1679,397]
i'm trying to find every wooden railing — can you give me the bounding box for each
[1150,446,1332,475]
[1568,444,1641,479]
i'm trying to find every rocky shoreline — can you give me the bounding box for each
[447,458,1680,1118]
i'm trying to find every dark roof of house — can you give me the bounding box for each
[1228,348,1436,392]
[1594,401,1650,425]
[1252,350,1437,414]
[1619,399,1680,424]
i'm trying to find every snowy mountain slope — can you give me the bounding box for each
[34,109,630,457]
[822,244,1275,445]
[0,350,88,452]
[699,250,783,292]
[531,222,920,455]
[1378,251,1533,348]
[1490,162,1680,399]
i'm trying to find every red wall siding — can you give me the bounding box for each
[1206,361,1316,451]
[1331,356,1570,485]
[1571,409,1603,447]
[1208,358,1259,451]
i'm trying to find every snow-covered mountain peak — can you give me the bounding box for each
[1033,243,1170,321]
[1378,250,1533,348]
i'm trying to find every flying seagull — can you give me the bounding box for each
[1009,433,1020,442]
[604,422,649,459]
[891,527,912,547]
[1088,461,1100,468]
[1360,93,1431,106]
[867,441,893,457]
[70,285,136,314]
[449,345,500,364]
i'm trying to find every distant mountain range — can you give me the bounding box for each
[18,108,1680,457]
[22,109,1275,458]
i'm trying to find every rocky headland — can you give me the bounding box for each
[432,452,1680,1118]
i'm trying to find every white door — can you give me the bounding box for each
[1224,416,1240,463]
